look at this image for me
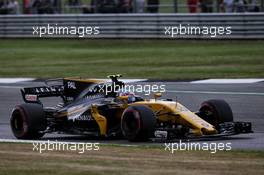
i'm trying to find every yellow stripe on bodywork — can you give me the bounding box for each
[91,105,107,137]
[64,78,105,84]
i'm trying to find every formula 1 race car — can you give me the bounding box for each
[10,75,252,141]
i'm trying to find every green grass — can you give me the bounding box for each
[0,39,264,80]
[0,143,264,175]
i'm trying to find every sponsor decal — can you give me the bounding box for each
[67,81,76,89]
[25,94,38,101]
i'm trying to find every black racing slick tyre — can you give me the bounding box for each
[121,105,156,142]
[199,99,233,129]
[10,103,46,139]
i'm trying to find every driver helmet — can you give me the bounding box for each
[119,92,136,103]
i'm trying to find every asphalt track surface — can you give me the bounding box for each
[0,80,263,150]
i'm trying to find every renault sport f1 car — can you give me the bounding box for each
[10,75,252,141]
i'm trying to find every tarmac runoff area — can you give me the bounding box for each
[0,78,263,151]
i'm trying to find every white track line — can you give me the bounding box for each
[0,78,35,84]
[0,138,94,145]
[0,85,23,89]
[0,139,140,148]
[167,90,264,96]
[191,79,264,84]
[0,139,96,145]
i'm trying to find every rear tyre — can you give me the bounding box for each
[199,99,233,130]
[10,103,46,139]
[121,105,156,142]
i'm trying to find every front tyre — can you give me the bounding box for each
[10,103,46,139]
[199,99,233,130]
[121,105,156,142]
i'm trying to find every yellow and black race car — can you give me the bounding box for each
[10,75,252,141]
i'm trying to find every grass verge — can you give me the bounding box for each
[0,39,264,80]
[0,142,264,175]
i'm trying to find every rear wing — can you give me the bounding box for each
[20,78,105,104]
[21,85,64,104]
